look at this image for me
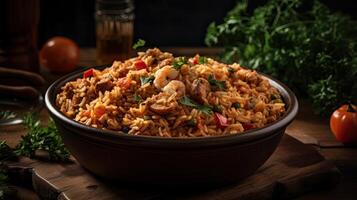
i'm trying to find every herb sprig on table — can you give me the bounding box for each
[15,114,70,161]
[0,114,69,198]
[205,0,357,116]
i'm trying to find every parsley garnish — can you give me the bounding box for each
[205,0,357,116]
[198,56,208,64]
[212,105,222,113]
[132,39,146,50]
[140,75,155,85]
[133,93,142,102]
[208,75,226,90]
[228,67,236,74]
[179,96,213,115]
[186,119,197,127]
[232,103,241,109]
[173,57,187,70]
[15,114,70,161]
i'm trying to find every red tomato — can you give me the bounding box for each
[214,112,229,129]
[193,56,199,65]
[242,123,254,131]
[83,68,94,78]
[330,104,357,144]
[134,60,147,70]
[40,36,80,73]
[117,77,131,89]
[94,105,106,118]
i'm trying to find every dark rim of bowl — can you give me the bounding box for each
[45,65,298,146]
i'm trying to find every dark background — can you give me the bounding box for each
[38,0,357,47]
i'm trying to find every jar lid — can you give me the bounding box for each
[96,0,134,15]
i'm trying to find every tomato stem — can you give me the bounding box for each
[347,103,356,112]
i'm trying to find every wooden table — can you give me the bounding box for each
[1,48,357,199]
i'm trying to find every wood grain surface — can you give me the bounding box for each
[4,134,340,200]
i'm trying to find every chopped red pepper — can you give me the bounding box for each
[94,105,106,117]
[243,123,254,131]
[214,112,229,129]
[83,110,91,117]
[83,68,94,78]
[117,77,131,89]
[134,60,147,70]
[193,57,198,65]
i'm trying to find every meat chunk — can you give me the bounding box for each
[95,79,114,93]
[190,78,211,104]
[149,102,177,115]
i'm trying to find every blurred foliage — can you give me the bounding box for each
[206,0,357,116]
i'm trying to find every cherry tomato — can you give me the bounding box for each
[214,112,229,129]
[40,36,80,73]
[134,60,147,70]
[330,104,357,144]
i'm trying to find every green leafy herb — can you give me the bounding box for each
[0,165,9,200]
[179,96,213,115]
[0,142,15,200]
[228,67,236,74]
[140,75,155,85]
[186,119,197,127]
[212,105,222,113]
[232,103,241,109]
[208,75,226,90]
[14,114,69,161]
[0,111,16,120]
[271,94,278,100]
[132,39,146,50]
[205,0,357,116]
[133,93,142,102]
[173,57,187,70]
[198,56,208,64]
[0,142,16,161]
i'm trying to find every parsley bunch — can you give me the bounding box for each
[205,0,357,116]
[14,114,70,161]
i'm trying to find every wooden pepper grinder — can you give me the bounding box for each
[0,0,40,72]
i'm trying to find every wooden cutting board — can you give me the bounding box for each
[5,134,340,200]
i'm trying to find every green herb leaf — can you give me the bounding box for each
[208,75,226,90]
[228,67,236,74]
[133,93,142,102]
[0,141,17,161]
[205,0,357,115]
[232,102,241,109]
[186,119,197,127]
[179,96,213,115]
[173,57,187,70]
[14,114,70,161]
[212,105,222,113]
[198,56,208,64]
[132,39,146,50]
[140,75,155,85]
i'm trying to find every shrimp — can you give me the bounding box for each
[162,80,186,98]
[153,65,179,89]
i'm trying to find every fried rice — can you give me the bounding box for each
[56,48,285,137]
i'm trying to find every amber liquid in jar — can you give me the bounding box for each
[95,0,134,65]
[96,19,133,65]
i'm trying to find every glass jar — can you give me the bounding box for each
[95,0,134,65]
